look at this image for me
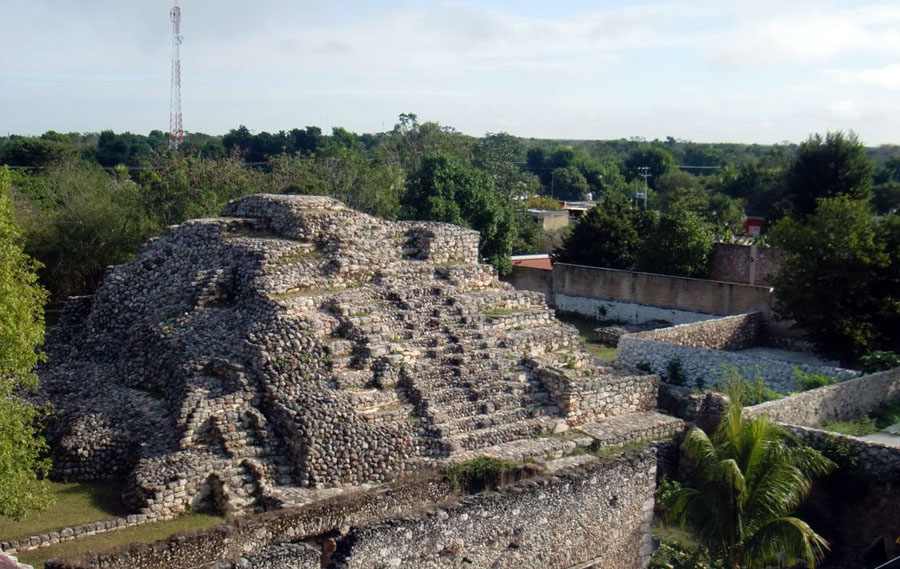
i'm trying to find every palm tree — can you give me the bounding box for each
[670,393,835,569]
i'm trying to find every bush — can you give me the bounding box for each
[859,350,900,373]
[821,417,878,437]
[714,365,779,405]
[794,369,836,391]
[442,456,517,493]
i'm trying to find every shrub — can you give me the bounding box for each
[442,456,517,493]
[794,369,836,391]
[859,350,900,373]
[714,365,779,405]
[821,417,878,437]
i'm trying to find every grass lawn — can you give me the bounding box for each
[16,513,225,569]
[0,481,129,543]
[821,398,900,437]
[555,311,618,362]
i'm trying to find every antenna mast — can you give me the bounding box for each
[168,1,184,148]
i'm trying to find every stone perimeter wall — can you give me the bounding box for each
[629,312,764,351]
[708,244,785,287]
[616,313,858,393]
[745,367,900,427]
[333,450,656,569]
[43,449,658,569]
[551,264,773,318]
[503,263,773,324]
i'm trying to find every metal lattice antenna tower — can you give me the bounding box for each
[168,1,184,149]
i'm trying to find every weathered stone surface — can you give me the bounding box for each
[616,312,858,392]
[37,194,660,518]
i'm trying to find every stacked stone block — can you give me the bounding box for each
[37,194,661,519]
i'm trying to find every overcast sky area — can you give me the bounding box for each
[2,0,899,144]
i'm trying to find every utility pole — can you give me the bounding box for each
[168,1,184,149]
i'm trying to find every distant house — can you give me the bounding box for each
[743,216,765,237]
[526,208,570,231]
[561,201,596,220]
[510,254,552,270]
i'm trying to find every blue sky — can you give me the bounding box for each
[2,0,899,144]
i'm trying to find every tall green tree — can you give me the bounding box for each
[551,166,590,201]
[0,166,53,520]
[14,160,158,300]
[670,394,834,569]
[637,209,714,277]
[624,145,675,188]
[404,153,517,273]
[785,132,873,218]
[553,194,642,269]
[770,196,900,363]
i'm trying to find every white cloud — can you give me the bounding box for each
[707,2,900,63]
[830,63,900,89]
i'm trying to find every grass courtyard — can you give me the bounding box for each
[1,481,224,569]
[555,311,618,362]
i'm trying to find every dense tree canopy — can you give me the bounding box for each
[770,196,900,363]
[403,153,518,273]
[637,209,714,278]
[785,132,873,218]
[553,194,642,269]
[624,145,675,188]
[0,166,53,520]
[2,119,898,307]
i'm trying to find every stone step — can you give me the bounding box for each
[444,434,594,465]
[331,369,373,389]
[440,417,556,453]
[439,405,558,435]
[343,388,398,411]
[579,412,684,448]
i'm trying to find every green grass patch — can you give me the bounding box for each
[822,417,879,437]
[820,398,900,436]
[17,513,225,569]
[0,481,129,542]
[554,312,618,362]
[442,456,518,493]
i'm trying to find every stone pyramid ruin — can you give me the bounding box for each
[38,194,679,518]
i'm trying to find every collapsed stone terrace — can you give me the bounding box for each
[38,194,679,519]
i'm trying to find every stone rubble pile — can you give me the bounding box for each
[38,194,660,518]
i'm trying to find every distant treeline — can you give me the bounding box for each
[2,114,900,303]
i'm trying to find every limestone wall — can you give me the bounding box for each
[44,450,659,569]
[616,314,857,393]
[632,312,764,351]
[745,368,900,427]
[530,360,658,425]
[333,450,657,569]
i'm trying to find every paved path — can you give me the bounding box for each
[861,431,900,447]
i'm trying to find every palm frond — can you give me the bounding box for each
[743,516,830,568]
